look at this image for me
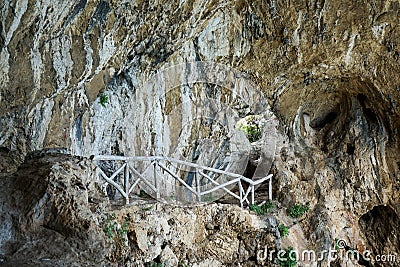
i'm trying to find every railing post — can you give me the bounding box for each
[238,180,243,208]
[124,161,129,203]
[95,166,103,194]
[195,170,201,202]
[154,160,160,199]
[251,184,255,205]
[268,176,272,200]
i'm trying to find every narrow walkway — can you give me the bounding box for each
[93,155,273,207]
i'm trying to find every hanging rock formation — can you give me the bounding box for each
[0,0,399,266]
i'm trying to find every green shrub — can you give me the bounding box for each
[146,263,164,267]
[103,213,117,239]
[279,247,297,267]
[241,124,261,142]
[100,93,108,107]
[249,204,262,214]
[141,205,154,211]
[103,213,129,240]
[103,213,130,261]
[287,203,309,219]
[262,199,274,211]
[278,224,289,238]
[249,200,274,215]
[238,115,265,143]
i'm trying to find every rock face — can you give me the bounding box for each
[0,151,111,266]
[112,202,278,266]
[1,0,400,266]
[0,152,278,266]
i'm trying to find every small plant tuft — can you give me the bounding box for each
[278,224,289,238]
[103,213,117,239]
[139,189,151,198]
[249,204,262,214]
[287,203,309,219]
[146,262,164,267]
[249,200,274,215]
[100,93,109,107]
[103,214,130,262]
[103,213,130,239]
[120,220,129,235]
[202,193,214,202]
[237,115,265,143]
[262,199,274,210]
[279,247,297,267]
[142,205,154,211]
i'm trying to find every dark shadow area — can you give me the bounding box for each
[359,205,400,267]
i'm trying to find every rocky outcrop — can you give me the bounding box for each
[1,0,400,266]
[111,202,279,266]
[0,152,278,266]
[0,151,111,266]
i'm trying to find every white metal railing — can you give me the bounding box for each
[93,155,273,207]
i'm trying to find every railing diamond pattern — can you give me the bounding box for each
[93,155,272,207]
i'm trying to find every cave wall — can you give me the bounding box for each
[0,0,400,266]
[359,205,400,265]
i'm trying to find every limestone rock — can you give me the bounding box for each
[0,151,278,266]
[0,0,400,266]
[0,151,111,266]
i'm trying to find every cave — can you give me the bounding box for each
[358,205,400,267]
[0,0,400,266]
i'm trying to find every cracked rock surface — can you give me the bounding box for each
[0,152,278,266]
[1,0,400,266]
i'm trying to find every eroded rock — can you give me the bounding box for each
[0,0,400,266]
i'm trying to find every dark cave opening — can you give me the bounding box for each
[346,143,355,155]
[310,111,338,130]
[358,205,400,267]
